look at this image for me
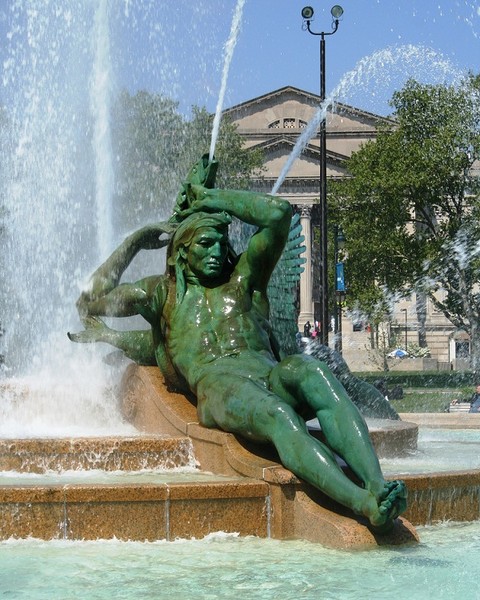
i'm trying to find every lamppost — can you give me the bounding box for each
[301,4,344,347]
[400,308,408,352]
[334,226,346,354]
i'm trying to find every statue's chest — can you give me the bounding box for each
[181,283,251,325]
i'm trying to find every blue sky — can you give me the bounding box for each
[112,0,480,117]
[231,0,479,114]
[0,1,479,117]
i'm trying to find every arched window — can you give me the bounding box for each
[268,117,304,129]
[268,120,280,129]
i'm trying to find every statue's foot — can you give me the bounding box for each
[369,480,407,534]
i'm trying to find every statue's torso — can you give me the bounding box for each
[162,275,276,390]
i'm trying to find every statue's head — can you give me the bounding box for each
[167,211,237,302]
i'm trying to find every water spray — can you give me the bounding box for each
[209,0,246,162]
[272,45,461,194]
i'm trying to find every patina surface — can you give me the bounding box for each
[69,156,407,532]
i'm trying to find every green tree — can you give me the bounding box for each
[330,76,480,370]
[111,91,264,232]
[187,106,265,190]
[111,90,188,230]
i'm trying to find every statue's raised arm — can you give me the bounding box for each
[76,222,174,319]
[68,222,173,366]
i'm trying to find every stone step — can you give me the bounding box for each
[0,436,270,541]
[0,436,195,473]
[0,478,269,541]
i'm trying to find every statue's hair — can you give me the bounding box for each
[166,211,237,304]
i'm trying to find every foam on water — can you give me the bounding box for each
[0,468,230,486]
[0,345,136,438]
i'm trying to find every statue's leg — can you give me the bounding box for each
[268,354,384,489]
[268,355,407,528]
[195,372,392,522]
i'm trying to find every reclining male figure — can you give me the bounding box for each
[72,183,407,532]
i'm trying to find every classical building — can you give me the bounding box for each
[224,86,469,372]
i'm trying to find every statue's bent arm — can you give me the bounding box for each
[76,222,172,317]
[187,186,292,291]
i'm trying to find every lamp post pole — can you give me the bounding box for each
[401,308,408,352]
[334,226,346,354]
[301,5,343,347]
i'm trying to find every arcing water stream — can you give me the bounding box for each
[272,44,460,194]
[209,0,246,162]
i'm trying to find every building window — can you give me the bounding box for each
[268,117,304,129]
[455,341,470,358]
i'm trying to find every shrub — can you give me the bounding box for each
[354,370,475,389]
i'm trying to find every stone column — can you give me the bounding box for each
[298,205,314,328]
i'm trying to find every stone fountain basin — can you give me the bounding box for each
[2,367,479,547]
[119,366,480,531]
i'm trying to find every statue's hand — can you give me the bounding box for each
[67,316,109,344]
[176,184,211,219]
[137,222,176,250]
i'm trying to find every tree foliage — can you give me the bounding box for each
[111,91,264,232]
[330,75,480,366]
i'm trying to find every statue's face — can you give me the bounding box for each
[184,226,228,280]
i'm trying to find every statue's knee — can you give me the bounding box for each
[279,353,319,375]
[266,402,305,432]
[296,355,331,382]
[273,354,331,394]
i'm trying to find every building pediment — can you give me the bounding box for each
[224,85,392,134]
[249,136,347,181]
[252,135,345,164]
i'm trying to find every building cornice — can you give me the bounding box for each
[223,85,395,126]
[234,129,379,139]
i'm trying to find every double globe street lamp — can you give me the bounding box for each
[301,5,344,346]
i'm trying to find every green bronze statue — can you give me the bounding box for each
[69,156,407,532]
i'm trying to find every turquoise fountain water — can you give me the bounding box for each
[1,522,480,599]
